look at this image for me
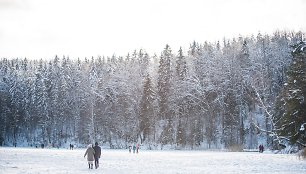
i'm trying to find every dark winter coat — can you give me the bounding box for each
[84,146,95,161]
[93,145,101,159]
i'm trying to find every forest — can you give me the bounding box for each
[0,31,305,151]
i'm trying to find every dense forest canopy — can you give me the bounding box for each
[0,31,305,151]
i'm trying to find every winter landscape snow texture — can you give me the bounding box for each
[0,147,305,174]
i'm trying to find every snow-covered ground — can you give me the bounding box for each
[0,147,305,174]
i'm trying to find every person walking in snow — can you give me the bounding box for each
[259,144,264,153]
[84,144,95,169]
[136,144,139,153]
[133,144,136,153]
[93,142,101,169]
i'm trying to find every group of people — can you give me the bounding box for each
[128,144,140,153]
[259,144,264,153]
[84,142,101,169]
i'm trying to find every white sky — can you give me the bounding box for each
[0,0,306,60]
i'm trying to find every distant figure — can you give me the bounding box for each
[259,144,264,153]
[136,144,139,153]
[133,144,136,153]
[84,144,95,169]
[93,142,101,169]
[69,144,72,150]
[129,145,132,153]
[41,143,44,149]
[71,144,74,150]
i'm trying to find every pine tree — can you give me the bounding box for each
[139,74,155,143]
[176,47,187,80]
[275,42,306,146]
[33,59,49,143]
[157,44,172,120]
[239,40,250,69]
[175,47,188,147]
[0,77,10,146]
[223,87,240,148]
[158,44,174,145]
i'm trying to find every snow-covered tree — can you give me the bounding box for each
[158,44,174,145]
[275,42,306,147]
[139,74,155,144]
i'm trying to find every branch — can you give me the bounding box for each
[251,85,273,119]
[249,84,282,143]
[296,141,306,147]
[278,136,306,147]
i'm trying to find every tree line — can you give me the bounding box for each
[0,31,305,150]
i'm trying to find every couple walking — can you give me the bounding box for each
[84,142,101,169]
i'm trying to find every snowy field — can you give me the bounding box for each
[0,147,305,174]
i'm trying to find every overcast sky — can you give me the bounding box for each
[0,0,305,60]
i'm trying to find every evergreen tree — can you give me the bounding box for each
[157,44,172,120]
[275,42,306,146]
[175,47,188,147]
[139,74,155,143]
[158,44,174,145]
[0,78,10,146]
[176,47,187,80]
[33,59,49,144]
[239,40,250,68]
[223,87,240,148]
